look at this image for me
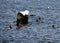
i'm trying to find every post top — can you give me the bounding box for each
[20,10,29,16]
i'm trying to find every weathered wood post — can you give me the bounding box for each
[16,10,29,27]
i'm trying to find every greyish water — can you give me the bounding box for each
[0,0,60,43]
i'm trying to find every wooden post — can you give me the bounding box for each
[16,10,29,27]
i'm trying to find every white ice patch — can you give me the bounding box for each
[20,10,29,16]
[24,10,29,15]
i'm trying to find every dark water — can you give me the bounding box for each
[0,0,60,43]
